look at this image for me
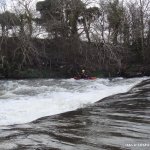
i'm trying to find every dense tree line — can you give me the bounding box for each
[0,0,150,78]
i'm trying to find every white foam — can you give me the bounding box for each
[0,77,148,125]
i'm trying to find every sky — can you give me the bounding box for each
[0,0,44,10]
[0,0,134,10]
[1,0,98,9]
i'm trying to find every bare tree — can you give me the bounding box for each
[7,0,42,70]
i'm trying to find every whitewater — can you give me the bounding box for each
[0,77,148,126]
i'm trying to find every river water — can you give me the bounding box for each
[0,77,150,150]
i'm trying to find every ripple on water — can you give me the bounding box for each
[0,78,150,150]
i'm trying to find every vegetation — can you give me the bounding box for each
[0,0,150,78]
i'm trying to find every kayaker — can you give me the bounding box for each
[80,70,89,79]
[74,70,96,80]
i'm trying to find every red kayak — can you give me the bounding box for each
[74,77,97,80]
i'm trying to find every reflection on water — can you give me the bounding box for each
[0,79,150,150]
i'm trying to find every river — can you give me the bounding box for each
[0,77,150,149]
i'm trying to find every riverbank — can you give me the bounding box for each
[0,37,150,80]
[0,64,150,80]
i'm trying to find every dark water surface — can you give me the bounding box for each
[0,79,150,150]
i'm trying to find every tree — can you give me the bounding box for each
[36,0,100,41]
[80,6,100,43]
[127,0,150,63]
[36,0,67,38]
[0,11,20,36]
[6,0,42,70]
[107,0,124,44]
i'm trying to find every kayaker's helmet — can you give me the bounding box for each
[82,70,85,73]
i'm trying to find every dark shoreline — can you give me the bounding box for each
[0,37,150,80]
[0,72,148,80]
